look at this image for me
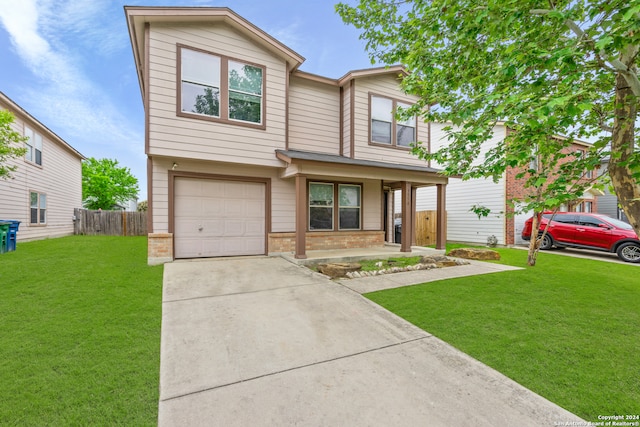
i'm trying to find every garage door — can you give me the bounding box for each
[174,177,266,258]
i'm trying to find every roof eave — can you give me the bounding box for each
[124,6,305,90]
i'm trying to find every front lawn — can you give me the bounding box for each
[0,236,163,426]
[365,246,640,421]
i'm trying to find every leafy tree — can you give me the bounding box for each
[137,200,148,212]
[337,0,640,265]
[82,157,139,210]
[0,110,27,179]
[193,87,220,116]
[228,64,262,123]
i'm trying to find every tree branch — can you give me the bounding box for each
[530,9,640,97]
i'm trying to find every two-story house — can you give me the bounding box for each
[412,123,599,246]
[125,7,448,265]
[0,91,84,241]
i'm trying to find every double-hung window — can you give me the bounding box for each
[30,191,46,224]
[370,95,416,148]
[309,183,361,231]
[309,183,334,230]
[179,46,264,126]
[24,126,43,165]
[338,184,361,230]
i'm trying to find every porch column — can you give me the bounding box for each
[295,175,307,259]
[401,181,412,253]
[411,186,417,246]
[436,183,446,250]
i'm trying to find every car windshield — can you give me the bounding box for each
[597,215,633,230]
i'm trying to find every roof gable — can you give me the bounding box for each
[0,91,84,160]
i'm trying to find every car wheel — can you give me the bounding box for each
[538,233,553,250]
[616,242,640,263]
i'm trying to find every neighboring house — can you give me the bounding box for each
[409,123,600,246]
[0,91,84,242]
[125,6,448,265]
[111,198,139,212]
[596,158,629,223]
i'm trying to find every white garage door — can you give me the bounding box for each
[174,177,266,258]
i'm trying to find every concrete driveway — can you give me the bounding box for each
[159,256,583,426]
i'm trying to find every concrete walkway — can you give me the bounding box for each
[159,256,583,426]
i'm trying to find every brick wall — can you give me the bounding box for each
[504,140,598,245]
[268,231,385,253]
[148,232,173,265]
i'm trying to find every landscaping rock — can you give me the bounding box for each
[317,262,362,278]
[447,248,500,260]
[435,261,460,267]
[420,255,450,264]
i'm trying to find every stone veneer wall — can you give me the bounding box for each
[268,231,385,253]
[148,233,173,265]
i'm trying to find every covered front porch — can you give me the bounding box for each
[280,243,446,266]
[275,149,448,259]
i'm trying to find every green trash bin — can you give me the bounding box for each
[0,222,9,254]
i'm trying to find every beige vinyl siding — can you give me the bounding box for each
[352,75,429,167]
[362,179,381,230]
[0,109,82,242]
[413,123,508,245]
[150,158,295,234]
[288,76,340,154]
[342,84,351,156]
[147,22,287,167]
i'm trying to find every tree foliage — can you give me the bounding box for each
[82,157,139,210]
[0,110,27,179]
[337,0,640,264]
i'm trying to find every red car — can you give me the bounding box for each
[522,212,640,263]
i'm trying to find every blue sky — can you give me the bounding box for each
[0,0,373,201]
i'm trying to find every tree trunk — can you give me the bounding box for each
[527,213,539,266]
[609,72,640,235]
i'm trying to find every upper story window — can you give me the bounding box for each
[179,46,264,127]
[370,95,416,148]
[24,125,43,166]
[576,149,593,179]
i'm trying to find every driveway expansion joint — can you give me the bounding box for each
[162,281,322,303]
[160,336,431,403]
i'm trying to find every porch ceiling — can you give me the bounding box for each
[275,149,448,186]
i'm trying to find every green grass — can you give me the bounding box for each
[366,246,640,421]
[358,256,423,271]
[0,236,163,426]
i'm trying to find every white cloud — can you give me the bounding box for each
[0,0,50,65]
[0,0,143,156]
[265,21,305,54]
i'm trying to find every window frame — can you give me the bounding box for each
[308,182,334,231]
[308,181,363,232]
[24,125,43,166]
[337,184,361,230]
[177,44,266,130]
[576,148,593,179]
[29,191,47,226]
[369,93,417,150]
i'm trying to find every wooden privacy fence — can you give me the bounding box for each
[73,209,147,236]
[415,210,446,246]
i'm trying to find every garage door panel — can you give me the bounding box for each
[224,199,246,217]
[245,220,265,235]
[174,197,202,216]
[245,200,265,217]
[222,237,264,254]
[202,199,224,216]
[174,177,266,258]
